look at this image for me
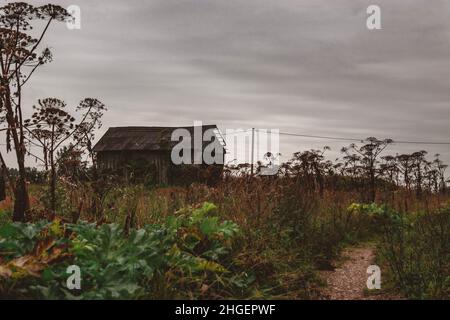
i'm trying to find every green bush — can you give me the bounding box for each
[0,202,249,299]
[0,209,11,226]
[352,202,450,299]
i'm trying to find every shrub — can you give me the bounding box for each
[0,202,249,299]
[352,202,450,299]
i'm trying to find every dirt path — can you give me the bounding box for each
[320,245,400,300]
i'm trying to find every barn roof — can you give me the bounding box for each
[93,125,223,152]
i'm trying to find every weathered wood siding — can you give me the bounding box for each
[97,150,169,184]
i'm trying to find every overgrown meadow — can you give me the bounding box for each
[0,155,449,299]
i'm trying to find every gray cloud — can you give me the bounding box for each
[1,0,449,168]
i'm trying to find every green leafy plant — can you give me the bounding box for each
[0,202,247,299]
[350,202,450,299]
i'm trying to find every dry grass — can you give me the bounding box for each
[1,175,447,299]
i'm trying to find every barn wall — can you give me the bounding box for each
[97,149,225,185]
[97,150,170,184]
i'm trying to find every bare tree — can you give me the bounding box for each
[396,154,414,192]
[289,147,330,196]
[24,98,75,213]
[72,98,107,175]
[342,137,393,202]
[411,150,428,197]
[25,98,107,213]
[380,155,399,187]
[0,3,69,221]
[340,151,361,182]
[433,154,448,193]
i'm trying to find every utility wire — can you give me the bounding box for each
[263,130,450,146]
[219,128,450,145]
[221,129,252,136]
[276,131,363,142]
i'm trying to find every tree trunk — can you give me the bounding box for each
[0,175,5,201]
[50,150,57,214]
[4,87,30,222]
[369,167,376,203]
[13,154,30,222]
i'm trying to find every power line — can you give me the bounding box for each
[219,128,450,145]
[221,129,252,136]
[388,140,450,145]
[273,130,450,146]
[277,131,362,142]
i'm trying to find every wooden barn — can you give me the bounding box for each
[92,125,225,185]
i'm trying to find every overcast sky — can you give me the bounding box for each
[2,0,450,168]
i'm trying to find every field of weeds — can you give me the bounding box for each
[0,170,448,299]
